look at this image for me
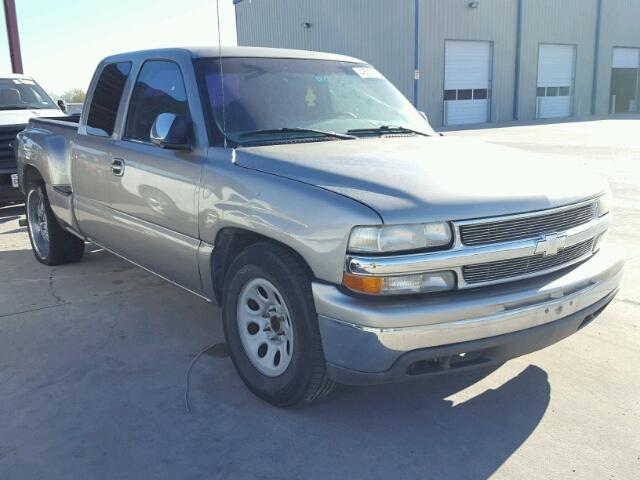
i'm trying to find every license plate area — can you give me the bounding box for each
[11,174,19,188]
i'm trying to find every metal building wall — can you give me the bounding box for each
[518,0,598,120]
[420,0,518,127]
[235,0,639,127]
[234,0,416,99]
[595,0,640,115]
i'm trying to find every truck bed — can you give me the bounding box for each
[30,115,80,130]
[19,116,81,190]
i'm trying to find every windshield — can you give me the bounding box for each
[196,57,435,144]
[0,78,57,110]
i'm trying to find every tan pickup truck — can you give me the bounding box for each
[16,47,622,406]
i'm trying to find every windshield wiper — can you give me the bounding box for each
[239,127,357,141]
[0,105,30,110]
[347,125,431,137]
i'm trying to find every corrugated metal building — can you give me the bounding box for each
[234,0,640,127]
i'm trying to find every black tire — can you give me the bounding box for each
[25,182,85,266]
[222,242,336,407]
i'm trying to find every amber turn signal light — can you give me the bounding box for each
[342,272,383,294]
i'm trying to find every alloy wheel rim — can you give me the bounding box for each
[27,188,50,259]
[236,278,294,377]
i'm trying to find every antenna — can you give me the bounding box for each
[216,0,228,148]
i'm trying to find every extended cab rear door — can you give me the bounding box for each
[72,61,133,242]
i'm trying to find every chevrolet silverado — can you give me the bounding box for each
[16,47,622,406]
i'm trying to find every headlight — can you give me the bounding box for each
[597,192,611,217]
[348,222,452,253]
[343,271,456,295]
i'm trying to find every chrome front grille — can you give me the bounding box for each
[0,125,24,171]
[459,202,597,246]
[462,238,595,285]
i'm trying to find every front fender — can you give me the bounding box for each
[199,152,382,285]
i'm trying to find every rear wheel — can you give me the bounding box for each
[222,242,336,407]
[26,183,84,265]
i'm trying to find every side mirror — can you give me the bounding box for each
[57,99,67,113]
[150,113,191,150]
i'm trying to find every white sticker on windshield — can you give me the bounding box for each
[12,79,35,85]
[352,67,383,79]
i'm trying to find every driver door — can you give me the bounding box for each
[104,60,204,293]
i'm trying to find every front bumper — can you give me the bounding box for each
[313,248,623,385]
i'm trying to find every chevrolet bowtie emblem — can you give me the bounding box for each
[534,233,567,257]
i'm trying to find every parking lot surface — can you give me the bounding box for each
[1,119,639,479]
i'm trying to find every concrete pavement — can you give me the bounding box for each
[0,119,638,479]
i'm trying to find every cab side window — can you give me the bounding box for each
[124,61,189,143]
[86,62,132,137]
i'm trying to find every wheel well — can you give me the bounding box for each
[211,228,313,304]
[22,165,43,192]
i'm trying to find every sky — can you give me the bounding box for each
[0,0,237,95]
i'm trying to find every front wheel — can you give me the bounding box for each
[222,242,336,407]
[26,183,85,265]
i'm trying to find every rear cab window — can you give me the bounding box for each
[86,62,132,137]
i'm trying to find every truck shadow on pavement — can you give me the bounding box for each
[192,361,550,479]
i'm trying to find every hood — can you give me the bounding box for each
[0,109,66,127]
[235,136,606,224]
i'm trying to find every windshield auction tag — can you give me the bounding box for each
[352,67,384,79]
[305,87,317,107]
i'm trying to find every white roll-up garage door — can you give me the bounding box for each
[612,47,640,68]
[536,44,576,119]
[444,40,492,125]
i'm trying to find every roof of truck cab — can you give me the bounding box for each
[102,46,364,64]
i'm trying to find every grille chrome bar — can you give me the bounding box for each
[0,125,24,170]
[459,201,597,246]
[463,239,594,285]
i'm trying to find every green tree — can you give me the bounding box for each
[61,88,86,103]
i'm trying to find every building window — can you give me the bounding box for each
[558,86,571,97]
[473,88,488,100]
[444,89,457,101]
[546,86,559,97]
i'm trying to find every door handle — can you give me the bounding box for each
[111,158,125,176]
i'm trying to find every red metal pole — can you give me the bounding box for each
[3,0,23,74]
